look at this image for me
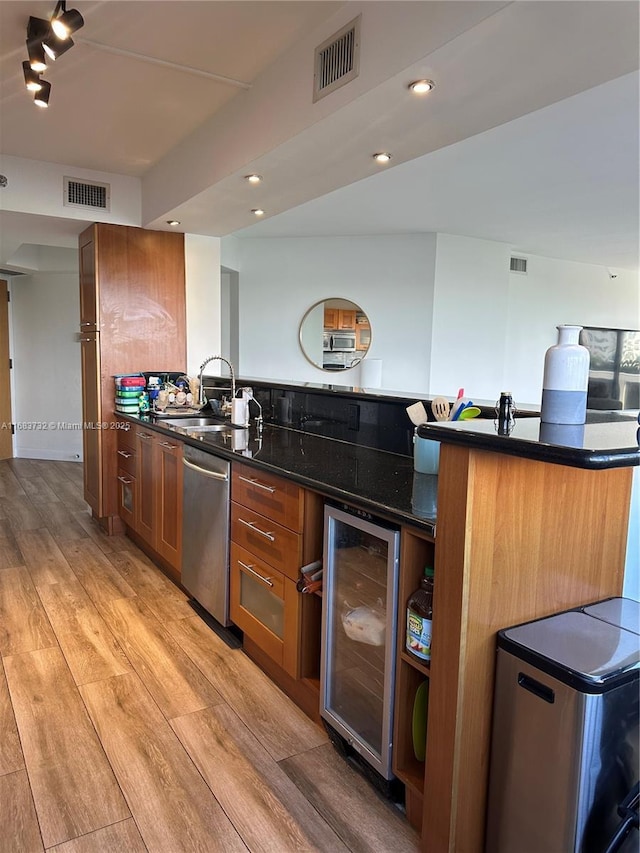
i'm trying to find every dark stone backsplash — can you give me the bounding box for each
[202,377,417,455]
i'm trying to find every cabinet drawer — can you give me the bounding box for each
[116,444,136,475]
[231,501,301,581]
[229,542,298,676]
[116,468,136,528]
[232,462,302,532]
[116,422,136,473]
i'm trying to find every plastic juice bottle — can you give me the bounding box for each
[406,566,434,661]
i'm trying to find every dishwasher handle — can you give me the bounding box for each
[183,457,229,481]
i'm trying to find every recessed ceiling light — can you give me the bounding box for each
[166,220,181,226]
[373,152,392,164]
[244,174,263,184]
[408,79,435,94]
[251,208,265,216]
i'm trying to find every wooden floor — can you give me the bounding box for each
[0,458,419,853]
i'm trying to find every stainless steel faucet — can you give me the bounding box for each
[241,386,263,433]
[198,355,236,408]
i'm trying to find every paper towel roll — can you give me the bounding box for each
[360,358,382,388]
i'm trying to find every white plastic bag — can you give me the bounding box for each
[341,603,386,646]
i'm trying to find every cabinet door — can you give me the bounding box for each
[338,309,356,330]
[117,468,136,528]
[79,228,98,331]
[80,333,102,515]
[136,429,156,547]
[230,542,300,677]
[155,437,183,572]
[324,307,338,329]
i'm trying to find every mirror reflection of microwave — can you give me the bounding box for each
[323,331,356,352]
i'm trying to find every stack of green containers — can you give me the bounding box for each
[114,375,145,414]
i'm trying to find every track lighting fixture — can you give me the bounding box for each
[50,1,84,39]
[34,79,51,108]
[22,60,42,91]
[22,4,83,106]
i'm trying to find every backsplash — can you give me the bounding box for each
[202,377,418,456]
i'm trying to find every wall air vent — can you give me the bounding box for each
[313,15,360,102]
[64,177,110,211]
[510,256,528,274]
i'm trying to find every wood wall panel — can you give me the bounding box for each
[422,444,632,853]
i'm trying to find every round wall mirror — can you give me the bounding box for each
[299,298,371,371]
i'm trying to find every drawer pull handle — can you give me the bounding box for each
[137,432,154,440]
[238,560,274,587]
[117,475,133,485]
[238,474,276,494]
[117,450,134,458]
[238,517,275,541]
[159,442,178,449]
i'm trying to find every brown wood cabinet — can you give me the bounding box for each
[78,223,185,532]
[230,461,322,681]
[323,307,356,330]
[155,435,183,569]
[355,322,371,351]
[388,444,632,852]
[116,423,183,580]
[116,424,137,529]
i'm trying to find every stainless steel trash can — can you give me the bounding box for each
[486,601,639,853]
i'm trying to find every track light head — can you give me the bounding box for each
[34,79,51,108]
[51,1,84,39]
[43,31,74,61]
[26,17,50,71]
[26,38,46,73]
[22,60,42,91]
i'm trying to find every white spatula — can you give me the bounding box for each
[406,401,429,426]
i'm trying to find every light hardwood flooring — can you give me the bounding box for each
[0,458,419,852]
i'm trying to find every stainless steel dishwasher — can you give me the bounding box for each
[181,445,231,626]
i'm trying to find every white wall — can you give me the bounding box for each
[230,234,437,392]
[0,155,141,225]
[184,234,221,377]
[505,255,639,405]
[224,231,639,401]
[430,234,511,401]
[11,269,83,461]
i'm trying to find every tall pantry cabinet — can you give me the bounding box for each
[79,223,186,532]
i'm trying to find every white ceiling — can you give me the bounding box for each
[0,1,638,272]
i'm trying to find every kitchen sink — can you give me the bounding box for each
[166,417,241,433]
[172,417,230,428]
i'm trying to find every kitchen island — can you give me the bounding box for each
[117,408,637,852]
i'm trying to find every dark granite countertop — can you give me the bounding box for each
[417,412,640,469]
[126,414,437,536]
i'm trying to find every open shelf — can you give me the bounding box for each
[393,661,428,796]
[393,525,436,831]
[400,650,431,678]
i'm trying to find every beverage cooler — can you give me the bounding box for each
[320,504,400,780]
[486,598,639,853]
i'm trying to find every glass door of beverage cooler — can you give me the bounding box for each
[320,504,400,779]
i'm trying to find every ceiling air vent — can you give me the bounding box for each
[510,256,528,274]
[64,177,110,211]
[313,16,360,102]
